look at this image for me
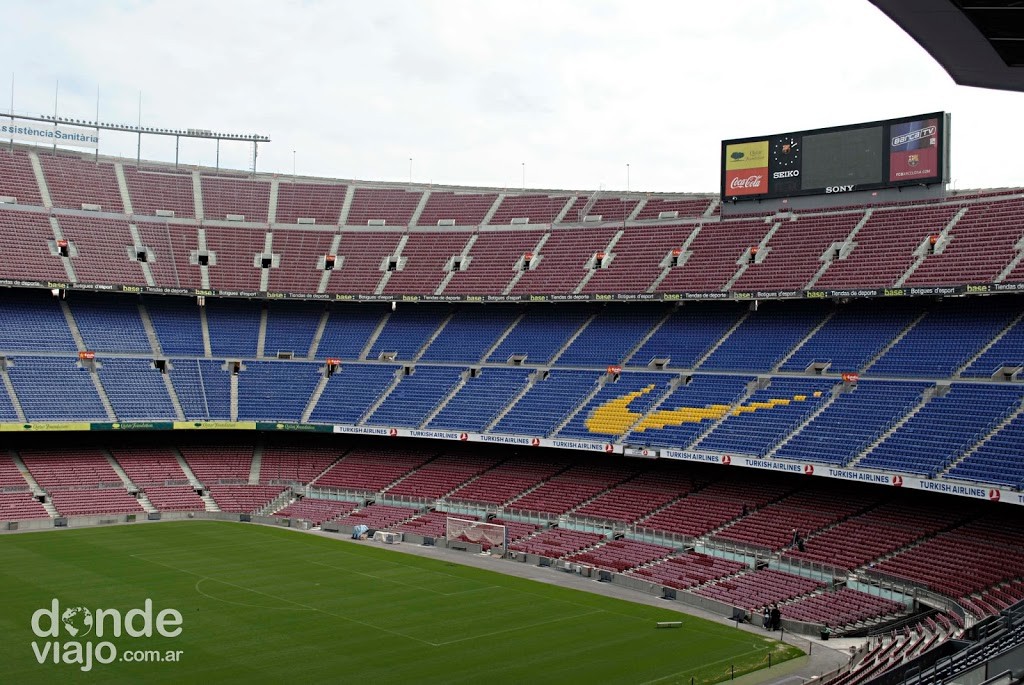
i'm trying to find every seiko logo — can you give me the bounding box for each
[772,170,799,179]
[825,185,855,194]
[892,126,936,147]
[729,175,763,189]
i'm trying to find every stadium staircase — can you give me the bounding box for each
[483,371,539,432]
[138,302,164,355]
[502,232,549,295]
[724,220,782,291]
[338,185,354,225]
[300,373,331,423]
[267,179,279,224]
[255,306,269,358]
[774,311,837,371]
[479,311,527,363]
[199,305,213,357]
[358,368,403,424]
[435,234,478,296]
[419,369,470,428]
[895,207,968,287]
[191,170,204,221]
[847,387,938,468]
[229,372,239,421]
[114,163,134,215]
[547,375,608,437]
[413,311,454,361]
[1,372,27,423]
[104,450,157,514]
[171,448,220,512]
[646,225,701,293]
[258,232,273,293]
[622,377,683,435]
[956,310,1024,377]
[409,191,431,228]
[257,490,294,517]
[27,151,53,208]
[861,309,929,372]
[940,399,1024,477]
[248,444,263,485]
[692,309,750,369]
[359,312,391,360]
[127,223,157,287]
[682,379,761,450]
[374,234,409,295]
[316,234,343,294]
[996,235,1024,283]
[549,312,597,364]
[765,384,845,458]
[306,309,331,358]
[574,229,625,294]
[196,228,211,290]
[622,308,676,365]
[9,450,58,517]
[805,209,873,290]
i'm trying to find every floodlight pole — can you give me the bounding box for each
[136,91,142,168]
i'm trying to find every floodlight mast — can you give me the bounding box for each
[4,112,271,173]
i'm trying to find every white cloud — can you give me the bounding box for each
[0,0,1020,192]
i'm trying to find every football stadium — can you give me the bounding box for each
[2,2,1024,684]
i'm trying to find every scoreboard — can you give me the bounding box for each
[720,112,950,201]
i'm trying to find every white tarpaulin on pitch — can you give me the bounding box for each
[0,122,99,149]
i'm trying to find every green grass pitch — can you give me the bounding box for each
[0,521,802,684]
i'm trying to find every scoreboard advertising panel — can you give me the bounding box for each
[721,112,949,201]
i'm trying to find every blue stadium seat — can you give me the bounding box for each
[429,367,531,431]
[237,361,323,421]
[695,377,837,456]
[367,306,450,361]
[169,359,231,421]
[7,356,109,421]
[316,305,387,359]
[774,381,931,465]
[628,303,744,369]
[308,364,398,425]
[206,298,262,357]
[70,294,151,353]
[418,306,520,363]
[557,305,666,366]
[97,358,177,420]
[0,290,77,352]
[487,307,593,364]
[146,297,206,356]
[262,302,323,359]
[364,366,465,428]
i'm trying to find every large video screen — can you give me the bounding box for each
[721,112,949,201]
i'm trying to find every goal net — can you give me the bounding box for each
[445,516,507,551]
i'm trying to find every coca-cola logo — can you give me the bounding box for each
[730,175,764,189]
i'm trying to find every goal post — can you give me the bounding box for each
[445,516,507,551]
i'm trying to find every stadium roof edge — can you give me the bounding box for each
[870,0,1024,92]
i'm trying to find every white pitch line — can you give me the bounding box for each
[310,559,498,597]
[133,553,437,646]
[431,609,604,646]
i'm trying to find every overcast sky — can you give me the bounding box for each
[2,0,1022,193]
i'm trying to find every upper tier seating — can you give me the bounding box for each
[200,175,270,223]
[345,188,422,226]
[416,191,498,227]
[442,229,544,295]
[274,182,345,225]
[122,166,195,218]
[489,194,570,224]
[7,356,109,421]
[40,156,123,212]
[0,150,43,205]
